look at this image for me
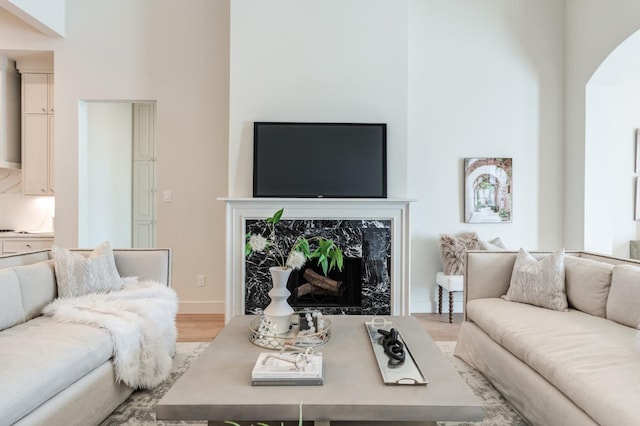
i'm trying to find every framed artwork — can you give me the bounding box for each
[464,158,513,223]
[635,177,640,221]
[636,129,640,174]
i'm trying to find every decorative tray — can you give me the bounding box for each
[365,317,428,385]
[249,313,332,350]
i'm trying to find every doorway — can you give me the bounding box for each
[78,101,156,248]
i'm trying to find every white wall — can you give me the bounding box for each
[78,102,132,248]
[228,0,408,198]
[407,0,565,312]
[0,0,230,313]
[565,0,640,251]
[584,30,640,257]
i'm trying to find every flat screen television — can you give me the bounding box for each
[253,122,387,198]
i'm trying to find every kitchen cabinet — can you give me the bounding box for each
[0,56,21,169]
[22,73,54,114]
[1,236,54,254]
[22,73,54,195]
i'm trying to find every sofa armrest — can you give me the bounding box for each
[113,249,172,287]
[68,248,173,287]
[464,250,518,307]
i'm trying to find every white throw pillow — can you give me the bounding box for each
[478,236,507,250]
[53,241,124,298]
[503,248,568,311]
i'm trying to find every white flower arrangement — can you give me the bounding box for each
[245,208,344,274]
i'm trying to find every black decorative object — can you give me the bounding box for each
[378,328,405,364]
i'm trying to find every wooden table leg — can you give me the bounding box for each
[438,285,443,314]
[448,291,454,323]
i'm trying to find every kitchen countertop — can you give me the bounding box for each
[0,232,54,238]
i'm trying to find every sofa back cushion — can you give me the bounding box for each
[607,265,640,328]
[13,260,57,321]
[564,256,612,317]
[0,269,26,330]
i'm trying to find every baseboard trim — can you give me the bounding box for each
[410,298,464,314]
[178,300,225,314]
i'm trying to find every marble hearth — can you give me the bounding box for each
[222,198,413,322]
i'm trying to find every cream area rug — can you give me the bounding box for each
[100,342,527,426]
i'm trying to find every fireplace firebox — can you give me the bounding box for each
[244,219,391,315]
[287,257,362,309]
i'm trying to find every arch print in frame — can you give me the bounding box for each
[464,158,513,223]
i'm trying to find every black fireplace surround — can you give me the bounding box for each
[244,219,392,315]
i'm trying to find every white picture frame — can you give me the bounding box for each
[635,177,640,221]
[464,158,513,223]
[635,129,640,174]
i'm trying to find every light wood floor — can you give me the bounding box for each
[176,313,462,343]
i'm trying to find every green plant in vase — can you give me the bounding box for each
[245,208,344,275]
[245,208,343,334]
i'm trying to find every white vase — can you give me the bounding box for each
[263,266,294,335]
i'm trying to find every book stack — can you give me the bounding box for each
[251,352,324,386]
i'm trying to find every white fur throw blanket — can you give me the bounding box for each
[42,278,178,389]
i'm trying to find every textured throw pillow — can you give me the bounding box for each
[478,236,507,250]
[503,248,568,311]
[53,241,124,298]
[439,232,479,275]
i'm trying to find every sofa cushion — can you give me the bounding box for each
[53,241,124,298]
[607,265,640,328]
[0,269,25,331]
[467,298,640,426]
[564,255,612,318]
[12,259,57,321]
[0,316,113,425]
[504,248,568,311]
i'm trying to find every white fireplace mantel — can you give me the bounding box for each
[220,197,415,322]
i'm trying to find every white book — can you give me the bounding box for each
[251,352,323,385]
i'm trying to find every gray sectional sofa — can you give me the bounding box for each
[455,250,640,426]
[0,248,172,426]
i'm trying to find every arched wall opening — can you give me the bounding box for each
[585,29,640,257]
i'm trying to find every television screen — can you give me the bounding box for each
[253,122,387,198]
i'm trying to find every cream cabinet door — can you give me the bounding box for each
[22,73,54,195]
[22,114,49,195]
[47,74,54,113]
[132,103,155,248]
[133,103,154,161]
[22,73,49,114]
[2,238,53,254]
[132,221,155,248]
[48,115,54,193]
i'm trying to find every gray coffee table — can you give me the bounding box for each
[156,315,482,425]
